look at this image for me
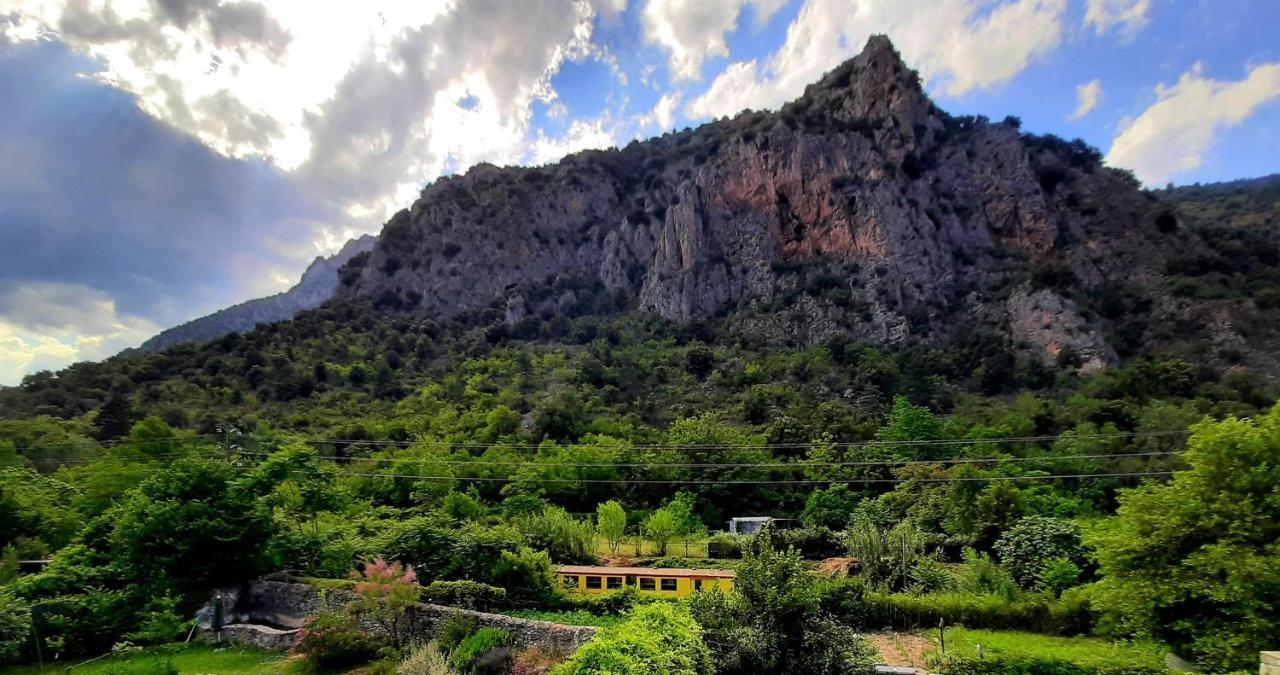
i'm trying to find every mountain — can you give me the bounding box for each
[137,234,376,352]
[339,36,1201,374]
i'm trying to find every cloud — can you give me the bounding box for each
[1069,79,1102,120]
[0,38,332,330]
[0,282,159,386]
[298,0,605,218]
[636,92,682,130]
[642,0,788,81]
[1084,0,1151,41]
[4,0,619,222]
[1106,61,1280,185]
[531,117,621,164]
[687,0,1067,120]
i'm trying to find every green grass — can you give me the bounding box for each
[594,537,711,558]
[927,628,1169,671]
[501,608,625,628]
[10,644,291,674]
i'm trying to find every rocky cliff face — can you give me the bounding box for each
[340,36,1199,370]
[139,235,376,352]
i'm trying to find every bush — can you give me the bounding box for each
[993,517,1087,589]
[1036,558,1081,597]
[292,609,384,671]
[490,547,555,603]
[435,611,477,654]
[512,645,567,675]
[449,627,510,671]
[770,527,846,560]
[30,589,133,658]
[423,580,507,611]
[517,506,595,564]
[127,594,192,645]
[0,592,31,664]
[706,533,746,559]
[398,640,455,675]
[833,590,1092,636]
[552,603,711,675]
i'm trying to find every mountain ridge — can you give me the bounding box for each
[135,234,376,353]
[337,35,1200,373]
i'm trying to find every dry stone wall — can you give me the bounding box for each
[195,578,597,653]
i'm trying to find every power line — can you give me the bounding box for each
[281,429,1190,451]
[272,468,1176,485]
[232,448,1184,469]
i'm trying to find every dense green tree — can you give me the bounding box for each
[107,457,274,599]
[1088,406,1280,671]
[689,527,877,675]
[800,485,860,529]
[643,507,679,556]
[596,500,627,555]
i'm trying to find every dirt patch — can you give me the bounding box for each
[867,632,934,671]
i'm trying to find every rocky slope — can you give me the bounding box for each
[339,36,1203,372]
[138,235,376,352]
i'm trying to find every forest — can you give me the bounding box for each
[0,179,1277,673]
[0,290,1277,673]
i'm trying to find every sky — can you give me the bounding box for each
[0,0,1277,385]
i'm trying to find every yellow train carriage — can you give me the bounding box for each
[554,565,734,598]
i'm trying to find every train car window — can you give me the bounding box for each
[660,578,678,592]
[562,575,579,589]
[606,576,622,589]
[639,578,656,591]
[586,576,602,589]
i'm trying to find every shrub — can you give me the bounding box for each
[837,590,1092,636]
[490,547,555,603]
[909,558,955,594]
[770,526,846,560]
[518,506,595,563]
[126,594,192,645]
[994,517,1087,589]
[553,603,711,675]
[0,591,31,664]
[513,645,567,675]
[1036,557,1081,598]
[449,627,510,671]
[29,589,133,658]
[398,641,455,675]
[423,580,507,611]
[435,611,477,654]
[351,558,421,650]
[292,609,384,671]
[705,533,746,559]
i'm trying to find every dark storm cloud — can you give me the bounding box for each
[0,38,329,329]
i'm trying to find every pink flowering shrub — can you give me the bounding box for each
[350,558,421,650]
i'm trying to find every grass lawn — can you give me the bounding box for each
[10,644,291,674]
[926,628,1170,671]
[594,537,711,559]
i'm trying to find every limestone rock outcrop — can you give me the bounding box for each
[340,36,1198,367]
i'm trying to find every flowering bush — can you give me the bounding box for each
[291,609,383,671]
[351,558,421,650]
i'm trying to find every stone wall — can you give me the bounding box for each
[1261,651,1279,675]
[195,578,597,653]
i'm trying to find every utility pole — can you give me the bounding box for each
[216,425,241,463]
